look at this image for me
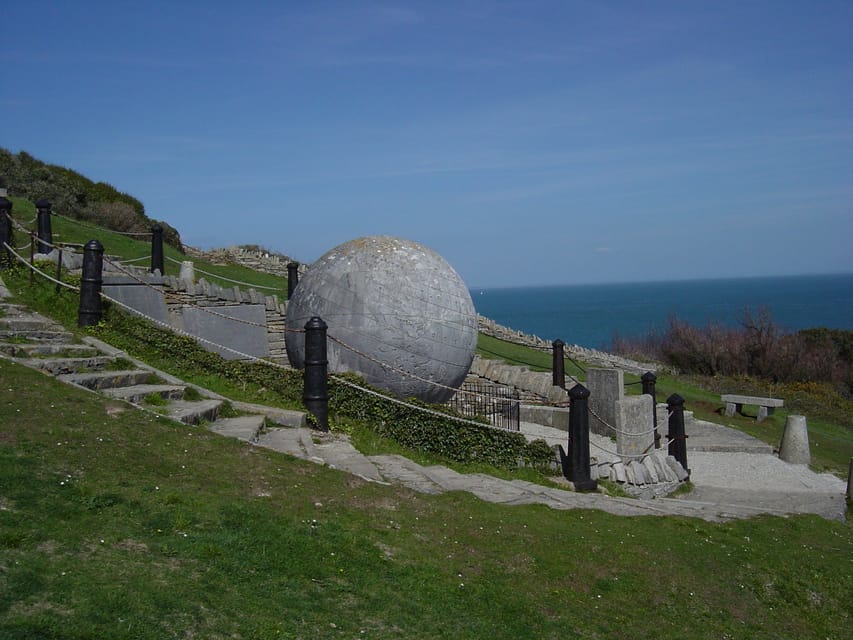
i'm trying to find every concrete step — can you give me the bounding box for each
[166,399,223,425]
[18,355,116,375]
[0,328,74,343]
[208,415,266,442]
[0,342,101,358]
[57,369,154,391]
[103,384,186,404]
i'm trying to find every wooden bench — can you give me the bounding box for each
[721,394,784,422]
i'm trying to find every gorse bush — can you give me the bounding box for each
[612,307,853,395]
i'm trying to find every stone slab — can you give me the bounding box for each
[102,275,170,326]
[181,304,269,360]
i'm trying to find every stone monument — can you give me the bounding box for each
[285,236,478,403]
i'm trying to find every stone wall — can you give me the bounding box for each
[161,274,290,364]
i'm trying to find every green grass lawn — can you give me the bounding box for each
[1,360,851,640]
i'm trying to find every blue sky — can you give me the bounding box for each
[2,1,851,288]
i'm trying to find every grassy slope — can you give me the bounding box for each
[7,197,288,294]
[1,360,851,640]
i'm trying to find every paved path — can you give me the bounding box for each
[1,275,847,523]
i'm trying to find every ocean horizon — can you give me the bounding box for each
[471,272,853,351]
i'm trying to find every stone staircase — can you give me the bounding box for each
[1,286,819,523]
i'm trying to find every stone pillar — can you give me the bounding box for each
[779,415,810,464]
[618,394,654,456]
[179,260,195,285]
[587,367,623,437]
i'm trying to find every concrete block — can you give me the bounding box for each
[779,415,810,465]
[612,462,627,483]
[181,304,269,360]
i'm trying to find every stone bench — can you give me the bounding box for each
[721,394,784,422]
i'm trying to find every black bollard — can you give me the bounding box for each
[303,316,329,431]
[78,239,104,327]
[642,371,660,448]
[35,198,53,254]
[552,339,566,389]
[666,393,689,477]
[559,383,597,491]
[0,197,12,269]
[287,261,300,299]
[150,224,164,275]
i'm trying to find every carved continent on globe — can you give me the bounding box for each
[285,236,478,403]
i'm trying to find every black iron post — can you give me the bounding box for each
[666,393,689,477]
[559,383,597,491]
[0,197,11,269]
[55,247,64,293]
[642,371,660,448]
[552,339,566,389]
[35,198,53,254]
[303,316,329,431]
[287,261,300,299]
[150,224,164,275]
[78,239,104,327]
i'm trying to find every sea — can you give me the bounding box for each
[471,273,853,351]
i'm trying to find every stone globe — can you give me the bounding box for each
[285,236,477,403]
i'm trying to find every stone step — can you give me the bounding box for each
[255,427,316,459]
[208,415,266,442]
[0,329,74,343]
[103,383,186,404]
[18,355,116,375]
[57,369,154,391]
[0,342,101,358]
[368,455,447,495]
[0,317,62,332]
[229,401,306,427]
[310,435,385,482]
[166,399,223,425]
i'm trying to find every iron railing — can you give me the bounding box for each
[449,381,520,431]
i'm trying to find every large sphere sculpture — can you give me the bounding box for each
[285,236,477,404]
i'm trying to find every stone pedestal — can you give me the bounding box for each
[179,260,195,285]
[779,415,810,464]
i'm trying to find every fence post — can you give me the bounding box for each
[35,198,53,254]
[0,197,11,269]
[666,393,689,476]
[552,339,566,389]
[641,371,660,448]
[287,261,300,299]
[150,224,164,275]
[78,239,104,327]
[559,383,597,491]
[55,247,64,293]
[303,316,329,431]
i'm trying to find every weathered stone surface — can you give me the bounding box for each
[666,455,689,481]
[285,236,477,403]
[588,368,623,437]
[642,456,660,483]
[617,394,654,456]
[181,304,269,360]
[613,462,627,483]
